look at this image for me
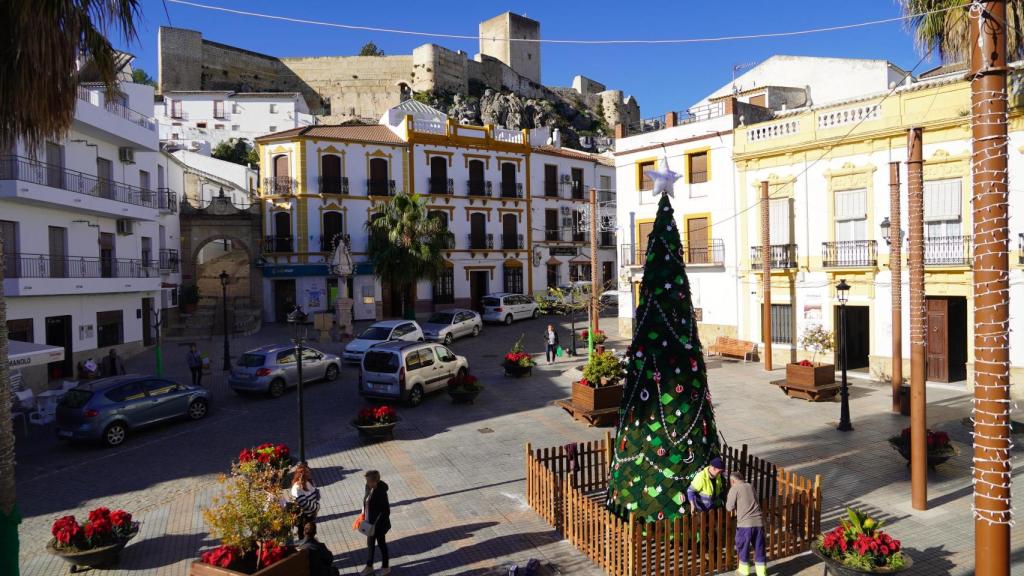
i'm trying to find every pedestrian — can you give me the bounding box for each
[290,463,320,540]
[542,324,559,364]
[329,320,342,343]
[297,522,339,576]
[686,456,725,513]
[726,471,766,576]
[359,470,391,576]
[101,348,125,376]
[187,344,203,387]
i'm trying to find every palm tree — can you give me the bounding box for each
[900,0,1024,62]
[0,2,140,571]
[365,193,449,318]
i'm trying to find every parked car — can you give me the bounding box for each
[421,309,482,344]
[359,340,470,406]
[343,320,424,363]
[600,290,619,309]
[229,344,341,398]
[55,375,211,447]
[481,293,539,325]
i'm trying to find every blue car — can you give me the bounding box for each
[55,375,211,446]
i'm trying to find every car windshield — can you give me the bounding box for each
[428,313,455,324]
[363,351,400,373]
[482,297,500,307]
[358,326,392,340]
[59,389,93,408]
[237,353,265,367]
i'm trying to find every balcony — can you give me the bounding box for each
[620,239,725,267]
[157,188,178,213]
[467,179,491,197]
[750,244,798,269]
[0,154,159,220]
[74,85,157,150]
[569,181,586,200]
[545,229,564,242]
[501,234,524,250]
[440,232,456,249]
[428,177,453,195]
[319,234,349,253]
[264,176,295,196]
[544,181,559,198]
[500,182,523,198]
[4,252,159,296]
[319,176,349,195]
[367,179,396,196]
[263,235,293,253]
[600,231,615,248]
[467,233,493,250]
[822,240,877,268]
[158,249,180,273]
[924,235,971,266]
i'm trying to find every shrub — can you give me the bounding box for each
[582,351,625,386]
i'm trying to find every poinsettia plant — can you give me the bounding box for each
[237,442,291,470]
[355,405,398,426]
[502,334,536,368]
[49,507,138,552]
[448,372,483,393]
[817,508,905,571]
[580,328,607,344]
[887,427,956,458]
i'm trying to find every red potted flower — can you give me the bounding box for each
[887,427,957,468]
[502,335,536,377]
[814,508,910,574]
[46,507,139,572]
[352,404,400,441]
[447,372,484,404]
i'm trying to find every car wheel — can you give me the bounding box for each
[443,333,454,345]
[103,422,127,447]
[324,364,339,382]
[188,398,208,420]
[532,308,540,319]
[269,379,286,398]
[472,325,480,337]
[457,367,467,379]
[504,314,513,326]
[408,384,424,407]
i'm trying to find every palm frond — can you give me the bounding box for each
[900,0,1024,63]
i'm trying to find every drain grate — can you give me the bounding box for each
[478,427,494,434]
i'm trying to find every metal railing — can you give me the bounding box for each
[600,231,615,247]
[822,240,877,268]
[924,235,970,266]
[750,244,798,269]
[6,253,157,279]
[545,229,566,242]
[159,249,180,272]
[570,181,586,200]
[157,188,178,212]
[77,85,157,131]
[366,179,396,196]
[440,232,456,249]
[467,179,491,196]
[620,239,725,266]
[0,155,158,208]
[500,182,523,198]
[318,176,349,195]
[501,234,524,250]
[428,177,453,195]
[467,233,493,250]
[544,180,559,197]
[263,235,293,253]
[263,176,295,195]
[627,102,727,135]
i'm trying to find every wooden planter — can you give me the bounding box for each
[189,549,308,576]
[572,381,623,412]
[775,364,839,401]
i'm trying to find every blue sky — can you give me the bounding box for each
[118,0,936,115]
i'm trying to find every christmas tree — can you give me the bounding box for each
[607,188,721,523]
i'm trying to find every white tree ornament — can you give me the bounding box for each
[645,157,681,198]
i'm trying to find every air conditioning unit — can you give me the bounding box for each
[560,174,572,183]
[560,206,572,216]
[118,147,135,164]
[116,219,134,235]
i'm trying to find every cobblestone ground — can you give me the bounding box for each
[14,313,1024,575]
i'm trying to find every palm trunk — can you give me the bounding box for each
[0,233,19,573]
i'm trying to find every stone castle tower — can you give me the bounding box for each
[479,12,541,85]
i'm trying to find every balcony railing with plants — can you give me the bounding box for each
[750,244,798,269]
[0,155,158,208]
[467,233,494,250]
[158,249,180,272]
[157,188,178,212]
[318,176,349,195]
[467,179,491,196]
[263,176,295,196]
[263,235,293,253]
[924,235,971,266]
[501,234,524,250]
[5,253,158,279]
[367,179,396,196]
[428,177,453,195]
[500,182,523,198]
[822,240,877,268]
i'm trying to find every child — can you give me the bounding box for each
[726,471,766,576]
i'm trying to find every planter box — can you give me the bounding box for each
[47,529,138,572]
[812,546,912,575]
[189,549,308,576]
[351,419,399,442]
[504,364,533,378]
[786,363,835,386]
[572,381,623,412]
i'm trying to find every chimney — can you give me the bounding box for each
[614,123,626,139]
[665,111,678,128]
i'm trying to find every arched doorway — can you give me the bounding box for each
[192,236,255,334]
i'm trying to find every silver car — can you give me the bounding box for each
[228,344,341,398]
[359,340,470,406]
[421,309,482,344]
[481,293,540,325]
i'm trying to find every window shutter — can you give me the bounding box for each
[769,198,791,244]
[834,189,866,220]
[924,179,961,222]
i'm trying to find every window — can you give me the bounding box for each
[572,209,586,241]
[571,167,584,199]
[105,382,145,403]
[301,348,320,362]
[2,220,17,277]
[213,100,225,119]
[232,103,240,114]
[434,346,457,363]
[760,304,793,344]
[638,160,655,191]
[544,165,558,196]
[7,318,33,342]
[688,151,708,184]
[170,100,182,118]
[269,104,278,114]
[231,124,240,131]
[769,198,792,245]
[418,348,435,368]
[96,310,124,348]
[504,265,523,294]
[214,124,224,130]
[924,179,962,238]
[196,122,207,129]
[834,188,867,241]
[547,263,560,289]
[269,126,277,132]
[139,170,150,191]
[545,209,559,241]
[140,379,176,397]
[433,268,454,304]
[405,350,423,371]
[749,94,766,108]
[276,350,297,364]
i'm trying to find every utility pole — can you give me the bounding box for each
[970,2,1012,573]
[152,309,164,377]
[907,127,927,510]
[589,187,600,354]
[760,181,772,371]
[889,162,903,413]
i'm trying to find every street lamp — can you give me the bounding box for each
[836,279,853,431]
[287,305,309,463]
[219,271,231,371]
[879,217,905,246]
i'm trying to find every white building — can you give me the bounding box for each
[2,81,180,392]
[155,91,315,155]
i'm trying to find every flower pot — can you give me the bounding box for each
[786,363,836,386]
[812,545,912,575]
[892,444,955,468]
[448,388,481,404]
[572,381,623,412]
[504,364,533,377]
[47,528,138,573]
[351,418,399,441]
[189,548,309,576]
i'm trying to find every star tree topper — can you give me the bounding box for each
[644,156,681,198]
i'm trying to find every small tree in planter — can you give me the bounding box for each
[573,351,626,412]
[783,325,836,397]
[799,324,835,365]
[502,334,536,377]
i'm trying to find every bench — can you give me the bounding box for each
[707,337,759,362]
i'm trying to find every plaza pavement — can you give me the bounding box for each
[14,313,1024,575]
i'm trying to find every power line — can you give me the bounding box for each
[166,0,966,45]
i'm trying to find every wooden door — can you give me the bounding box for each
[142,297,154,346]
[99,232,114,278]
[469,271,488,312]
[430,156,447,194]
[468,159,484,195]
[687,217,709,264]
[502,214,517,249]
[501,162,517,197]
[637,221,655,263]
[926,298,949,382]
[48,226,66,278]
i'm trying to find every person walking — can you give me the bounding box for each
[187,344,203,387]
[543,324,560,364]
[297,522,339,576]
[359,470,391,576]
[726,471,766,576]
[290,463,321,540]
[101,348,125,376]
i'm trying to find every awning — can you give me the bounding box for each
[7,340,65,370]
[569,254,591,264]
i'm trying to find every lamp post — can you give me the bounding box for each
[836,279,853,431]
[287,305,308,463]
[219,271,231,371]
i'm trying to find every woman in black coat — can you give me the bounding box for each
[359,470,391,576]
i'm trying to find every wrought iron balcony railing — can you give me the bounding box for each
[621,239,725,266]
[158,249,180,272]
[501,234,524,250]
[263,176,296,196]
[750,244,798,269]
[318,176,349,195]
[822,240,877,268]
[500,182,523,198]
[263,235,293,253]
[367,179,396,196]
[467,179,491,197]
[467,233,494,250]
[5,253,157,279]
[0,155,158,208]
[157,188,178,213]
[428,177,453,195]
[924,235,971,266]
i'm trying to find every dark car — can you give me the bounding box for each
[56,375,211,447]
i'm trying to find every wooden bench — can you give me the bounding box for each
[771,378,840,402]
[553,398,619,427]
[707,336,759,362]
